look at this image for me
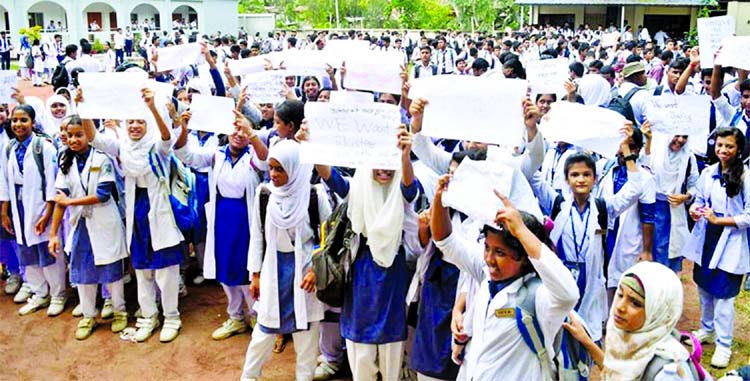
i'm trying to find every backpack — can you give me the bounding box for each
[551,195,608,250]
[148,151,198,232]
[653,85,663,96]
[641,330,708,381]
[258,185,320,259]
[6,136,49,201]
[414,64,438,79]
[24,53,33,69]
[310,202,355,307]
[51,62,69,90]
[608,87,642,125]
[515,277,594,381]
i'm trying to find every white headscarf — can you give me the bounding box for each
[119,109,160,179]
[45,94,70,132]
[267,139,313,229]
[347,167,405,268]
[603,261,688,381]
[187,77,211,97]
[577,74,612,107]
[651,132,691,195]
[24,96,56,136]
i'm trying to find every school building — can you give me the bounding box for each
[516,0,746,39]
[0,0,237,46]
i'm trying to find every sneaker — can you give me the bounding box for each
[123,273,132,284]
[111,311,128,333]
[711,345,732,368]
[160,317,182,343]
[211,318,248,340]
[314,360,340,380]
[13,283,32,303]
[72,304,83,317]
[693,329,716,344]
[134,315,160,342]
[75,318,97,340]
[47,296,67,316]
[178,276,188,298]
[134,308,143,319]
[4,274,21,294]
[101,299,114,319]
[18,295,50,315]
[192,274,205,286]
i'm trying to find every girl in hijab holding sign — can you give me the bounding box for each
[240,139,330,381]
[79,85,184,343]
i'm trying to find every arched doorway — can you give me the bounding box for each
[83,2,117,31]
[172,5,198,30]
[27,1,68,31]
[131,3,160,30]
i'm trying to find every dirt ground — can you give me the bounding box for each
[3,78,750,381]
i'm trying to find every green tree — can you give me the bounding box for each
[238,0,266,14]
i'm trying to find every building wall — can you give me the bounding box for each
[532,4,697,31]
[727,0,750,36]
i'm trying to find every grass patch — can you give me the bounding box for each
[698,286,750,378]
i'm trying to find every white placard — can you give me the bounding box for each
[540,102,626,158]
[325,40,371,66]
[526,58,569,95]
[409,76,527,145]
[442,158,514,226]
[227,56,268,76]
[280,50,330,78]
[0,71,17,104]
[153,43,203,72]
[300,102,401,169]
[243,70,286,104]
[646,95,711,136]
[601,32,620,48]
[329,90,374,104]
[146,80,175,104]
[715,36,750,70]
[187,94,235,135]
[345,50,404,95]
[77,72,149,120]
[697,16,735,69]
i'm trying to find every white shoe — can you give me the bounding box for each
[693,328,716,344]
[123,273,132,284]
[192,274,205,285]
[211,318,248,340]
[314,360,340,380]
[101,299,114,319]
[134,315,160,342]
[19,295,50,315]
[72,304,83,317]
[4,274,21,294]
[13,283,32,303]
[711,345,732,368]
[160,317,182,343]
[47,296,67,316]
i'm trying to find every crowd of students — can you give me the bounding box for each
[2,23,750,381]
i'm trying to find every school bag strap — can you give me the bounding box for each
[31,136,46,202]
[640,330,707,381]
[596,159,618,188]
[623,86,643,103]
[514,277,555,381]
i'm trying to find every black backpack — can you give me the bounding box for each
[607,87,642,125]
[311,202,355,307]
[550,195,609,276]
[258,185,320,260]
[51,62,69,90]
[414,64,438,79]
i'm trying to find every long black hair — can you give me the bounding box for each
[483,211,552,275]
[715,127,745,198]
[58,115,83,175]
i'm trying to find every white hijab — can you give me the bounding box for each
[119,110,160,179]
[45,94,70,132]
[651,133,691,195]
[347,167,405,268]
[603,261,688,381]
[267,139,313,229]
[25,96,56,136]
[578,74,612,107]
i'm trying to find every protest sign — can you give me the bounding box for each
[345,50,404,94]
[243,70,287,104]
[147,80,175,104]
[300,102,401,169]
[409,76,527,146]
[187,94,235,135]
[280,50,330,78]
[715,36,750,70]
[329,90,374,104]
[539,102,626,158]
[646,95,711,136]
[697,15,735,68]
[77,72,149,120]
[601,33,620,48]
[325,40,371,66]
[0,71,17,104]
[526,58,569,95]
[227,56,268,76]
[153,43,204,72]
[441,158,514,226]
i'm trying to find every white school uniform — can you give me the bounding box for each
[540,144,577,192]
[0,136,58,247]
[436,232,578,381]
[53,150,127,265]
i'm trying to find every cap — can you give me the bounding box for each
[622,61,645,78]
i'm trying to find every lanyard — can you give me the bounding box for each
[78,152,93,195]
[569,204,591,262]
[550,147,567,183]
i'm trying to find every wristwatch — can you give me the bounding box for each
[623,154,638,162]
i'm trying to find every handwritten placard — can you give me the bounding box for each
[153,43,204,72]
[187,94,235,135]
[409,76,527,146]
[345,50,404,95]
[697,16,735,69]
[0,71,17,104]
[77,72,148,120]
[715,36,750,70]
[227,56,268,76]
[300,102,401,169]
[646,95,711,136]
[329,90,374,104]
[442,158,514,226]
[526,58,568,95]
[243,70,286,104]
[540,102,625,158]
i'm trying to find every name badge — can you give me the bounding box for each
[90,166,101,173]
[494,308,515,319]
[595,229,606,235]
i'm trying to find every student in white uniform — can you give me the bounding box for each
[47,115,129,340]
[0,104,66,316]
[241,140,330,381]
[174,108,267,340]
[30,40,45,87]
[430,176,578,381]
[80,86,185,343]
[567,261,703,380]
[684,127,750,368]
